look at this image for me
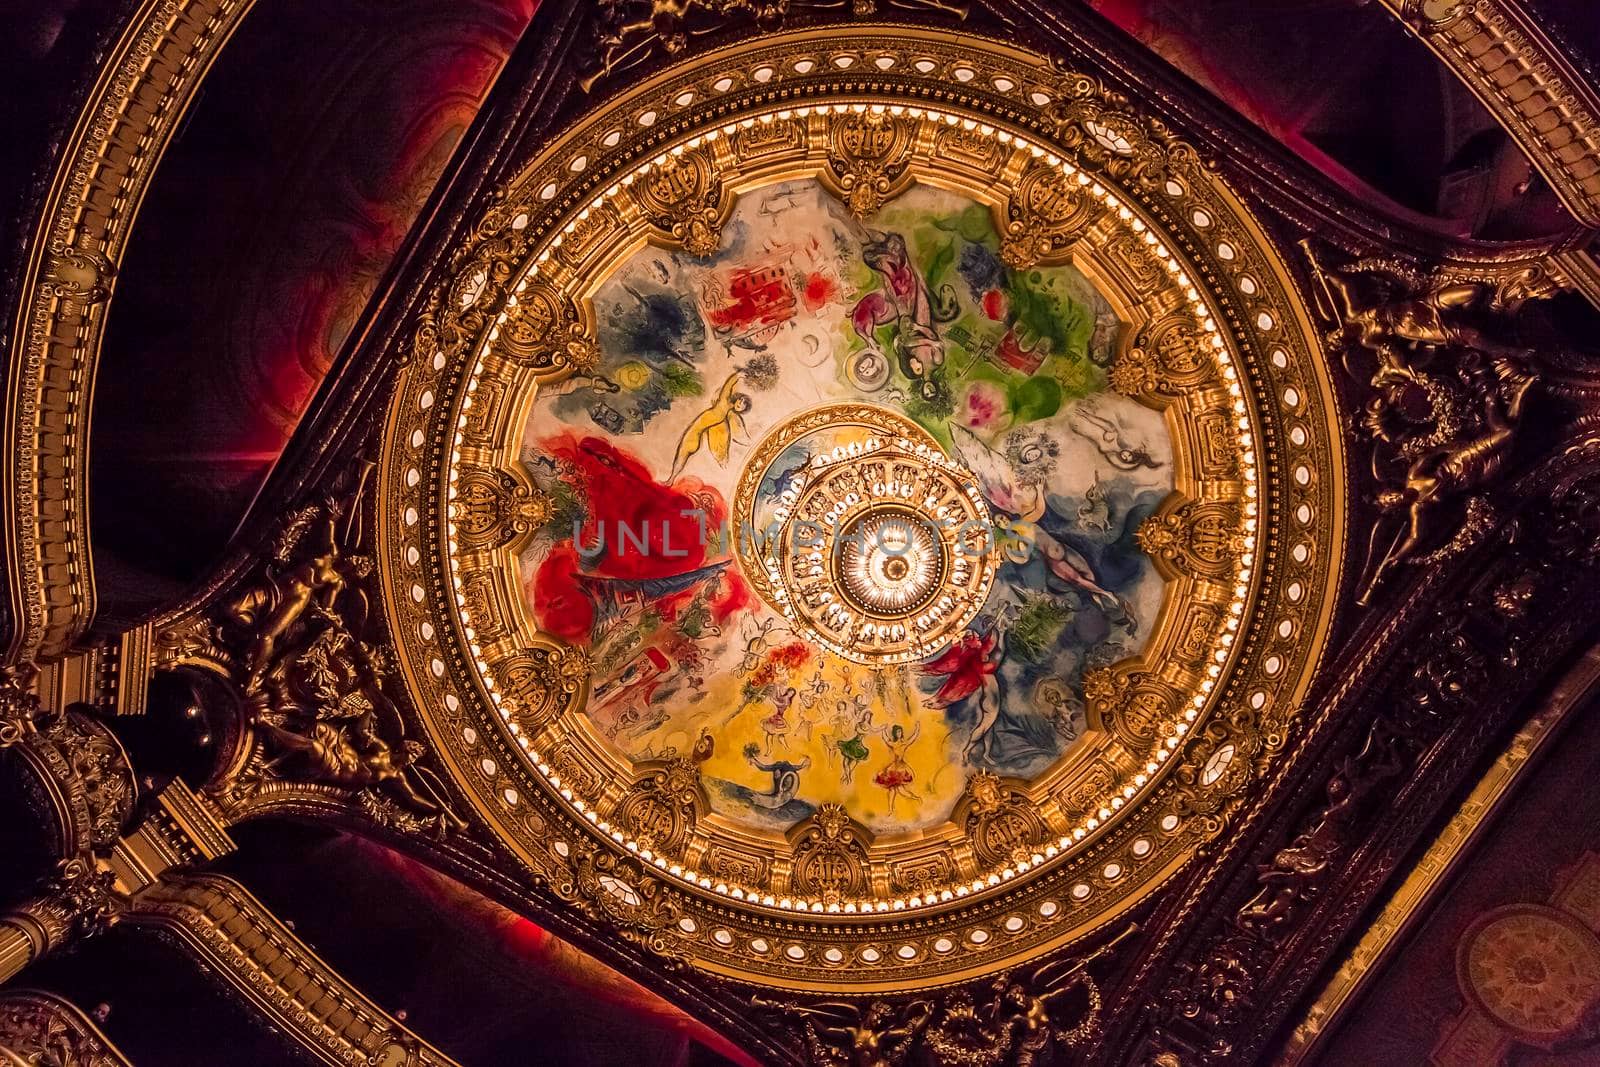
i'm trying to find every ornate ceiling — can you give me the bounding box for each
[3,1,1600,1065]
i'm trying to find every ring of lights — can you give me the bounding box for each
[382,27,1345,989]
[744,406,997,666]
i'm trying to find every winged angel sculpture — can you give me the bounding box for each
[220,463,460,830]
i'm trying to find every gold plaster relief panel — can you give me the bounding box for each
[382,28,1344,989]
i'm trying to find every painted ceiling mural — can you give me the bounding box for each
[517,179,1171,834]
[395,25,1336,991]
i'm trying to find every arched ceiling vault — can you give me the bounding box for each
[4,3,1600,1066]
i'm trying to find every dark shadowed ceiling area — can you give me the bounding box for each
[83,0,534,625]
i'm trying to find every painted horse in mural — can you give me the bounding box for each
[850,230,960,399]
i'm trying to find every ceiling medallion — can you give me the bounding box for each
[384,27,1343,987]
[741,406,996,666]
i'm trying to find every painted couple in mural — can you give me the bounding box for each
[518,178,1173,835]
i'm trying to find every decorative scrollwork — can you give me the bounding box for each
[1080,666,1174,744]
[1137,498,1246,583]
[788,803,871,903]
[632,149,725,257]
[571,845,680,954]
[614,731,713,853]
[1047,75,1197,190]
[43,247,115,306]
[825,111,917,219]
[492,645,591,731]
[1109,316,1215,398]
[0,687,136,855]
[959,772,1050,869]
[0,991,128,1067]
[755,929,1127,1066]
[1000,162,1102,269]
[452,466,552,553]
[583,0,971,93]
[499,282,601,376]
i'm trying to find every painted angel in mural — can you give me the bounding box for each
[850,230,960,401]
[670,372,751,478]
[922,612,1009,765]
[950,424,1131,619]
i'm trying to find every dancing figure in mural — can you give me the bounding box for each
[873,722,923,816]
[832,704,874,784]
[761,685,797,753]
[671,372,751,477]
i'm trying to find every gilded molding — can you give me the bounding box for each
[1381,0,1600,227]
[127,873,459,1067]
[0,990,131,1067]
[5,0,257,664]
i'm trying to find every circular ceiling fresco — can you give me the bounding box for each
[383,27,1344,989]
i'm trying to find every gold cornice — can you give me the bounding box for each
[4,0,258,665]
[1277,643,1600,1064]
[127,873,460,1067]
[1379,0,1600,228]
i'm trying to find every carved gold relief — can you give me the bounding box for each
[959,772,1051,868]
[1306,246,1547,603]
[499,283,601,375]
[0,991,130,1067]
[614,732,713,852]
[632,149,726,257]
[1110,316,1216,398]
[452,466,551,553]
[1138,497,1247,583]
[1000,162,1103,269]
[492,645,590,731]
[5,0,258,663]
[824,111,917,218]
[788,804,871,903]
